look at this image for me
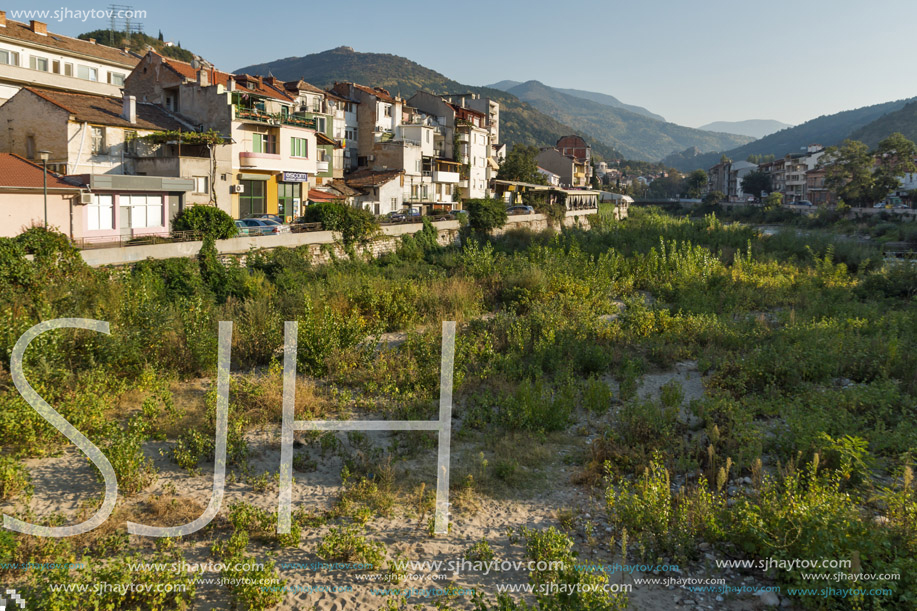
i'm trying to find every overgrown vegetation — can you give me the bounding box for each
[1,206,916,608]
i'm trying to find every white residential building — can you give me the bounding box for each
[0,14,138,103]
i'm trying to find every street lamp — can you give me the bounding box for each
[39,151,50,227]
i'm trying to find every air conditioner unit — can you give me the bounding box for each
[79,192,93,205]
[230,184,245,194]
[367,155,375,161]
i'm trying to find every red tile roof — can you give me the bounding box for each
[307,188,344,202]
[283,79,325,95]
[151,54,293,103]
[0,18,139,67]
[0,153,80,190]
[23,87,185,130]
[351,83,396,103]
[344,169,404,189]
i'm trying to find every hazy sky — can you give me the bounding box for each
[10,0,917,128]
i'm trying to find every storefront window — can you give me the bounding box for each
[240,180,266,218]
[278,183,301,219]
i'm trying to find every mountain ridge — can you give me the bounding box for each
[698,119,793,139]
[663,97,917,171]
[236,47,624,160]
[502,80,753,161]
[487,81,665,121]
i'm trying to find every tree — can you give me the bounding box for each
[497,145,546,185]
[821,140,875,207]
[685,170,708,198]
[464,199,507,233]
[872,133,917,203]
[741,170,772,200]
[702,191,725,206]
[647,174,683,199]
[763,191,784,210]
[158,30,164,42]
[301,202,378,247]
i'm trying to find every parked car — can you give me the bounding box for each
[234,220,252,236]
[237,218,290,235]
[247,213,284,224]
[874,202,888,209]
[507,205,535,215]
[894,203,910,209]
[795,200,814,207]
[383,211,407,222]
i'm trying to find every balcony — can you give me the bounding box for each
[316,160,330,173]
[433,170,460,184]
[457,133,470,143]
[239,151,282,170]
[281,114,317,129]
[234,105,274,124]
[458,179,469,189]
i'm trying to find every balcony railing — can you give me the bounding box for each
[234,105,317,129]
[316,160,330,173]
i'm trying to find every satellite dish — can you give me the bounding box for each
[191,59,200,69]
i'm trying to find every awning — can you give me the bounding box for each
[315,132,337,147]
[487,157,500,170]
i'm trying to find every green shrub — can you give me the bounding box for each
[172,205,236,239]
[317,525,385,566]
[465,199,508,233]
[302,201,378,247]
[0,457,32,500]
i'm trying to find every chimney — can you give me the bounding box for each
[197,69,209,87]
[122,46,130,53]
[30,20,47,35]
[0,11,7,27]
[89,38,96,44]
[122,94,137,124]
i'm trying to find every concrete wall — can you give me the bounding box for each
[0,191,75,237]
[78,213,596,267]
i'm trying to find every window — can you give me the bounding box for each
[252,133,277,154]
[25,136,35,160]
[77,65,98,81]
[383,105,392,117]
[312,98,321,112]
[90,127,106,154]
[51,60,60,74]
[290,137,308,158]
[192,176,209,194]
[120,194,163,228]
[87,195,114,231]
[239,180,266,218]
[317,147,328,161]
[277,182,300,218]
[0,50,19,66]
[108,72,125,86]
[314,117,326,133]
[64,63,72,76]
[425,130,431,143]
[29,56,49,71]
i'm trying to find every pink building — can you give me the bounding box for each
[0,153,81,237]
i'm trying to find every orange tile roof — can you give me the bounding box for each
[351,83,396,103]
[23,87,185,130]
[151,54,293,103]
[0,18,139,67]
[0,153,80,189]
[344,169,404,189]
